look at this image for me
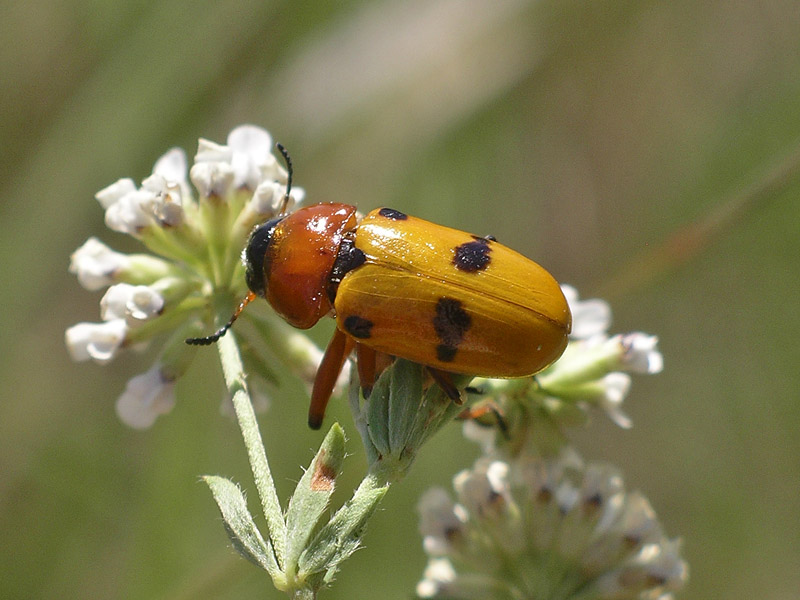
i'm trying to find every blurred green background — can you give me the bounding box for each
[2,1,799,598]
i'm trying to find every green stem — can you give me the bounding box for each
[291,588,315,600]
[217,332,287,568]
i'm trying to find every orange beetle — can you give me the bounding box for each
[188,148,572,429]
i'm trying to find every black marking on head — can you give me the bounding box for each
[452,239,492,272]
[244,216,286,297]
[327,235,367,302]
[378,207,408,220]
[433,297,471,362]
[343,315,374,339]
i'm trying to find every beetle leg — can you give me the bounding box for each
[355,344,377,398]
[308,329,355,429]
[457,401,510,439]
[427,367,463,404]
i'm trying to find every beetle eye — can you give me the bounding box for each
[244,216,285,297]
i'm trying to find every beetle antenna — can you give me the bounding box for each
[276,142,293,215]
[185,291,257,345]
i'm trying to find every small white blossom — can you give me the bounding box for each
[103,188,156,234]
[95,178,136,210]
[139,173,185,227]
[454,459,512,521]
[562,284,612,340]
[418,488,466,556]
[100,283,165,324]
[416,558,456,598]
[115,365,176,429]
[69,237,130,291]
[65,319,128,363]
[249,179,304,216]
[189,160,235,198]
[153,147,189,188]
[619,333,663,374]
[227,124,277,189]
[597,372,633,428]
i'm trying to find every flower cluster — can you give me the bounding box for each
[417,451,688,600]
[65,125,322,427]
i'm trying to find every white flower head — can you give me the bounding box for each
[419,453,687,599]
[100,283,164,325]
[69,237,131,291]
[116,365,176,429]
[69,124,325,429]
[65,319,128,363]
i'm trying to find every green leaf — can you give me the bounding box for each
[284,424,347,573]
[365,369,392,458]
[297,474,389,577]
[387,359,424,455]
[202,475,280,579]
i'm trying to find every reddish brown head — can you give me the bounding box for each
[244,203,358,329]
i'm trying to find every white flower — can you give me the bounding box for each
[103,187,156,234]
[189,160,235,198]
[596,372,633,429]
[227,125,277,189]
[95,178,136,209]
[416,558,456,598]
[65,319,128,363]
[139,173,185,227]
[193,125,279,195]
[69,237,130,291]
[453,459,512,520]
[153,147,189,189]
[418,488,466,556]
[562,284,612,340]
[115,365,176,429]
[618,333,663,374]
[100,283,164,324]
[249,179,304,216]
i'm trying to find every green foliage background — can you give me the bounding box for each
[2,1,799,598]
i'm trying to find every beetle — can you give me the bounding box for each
[187,146,572,429]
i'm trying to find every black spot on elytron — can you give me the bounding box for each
[436,344,458,362]
[343,315,374,339]
[378,207,408,220]
[433,298,471,362]
[452,239,492,272]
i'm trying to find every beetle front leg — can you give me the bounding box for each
[308,329,355,429]
[355,343,377,398]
